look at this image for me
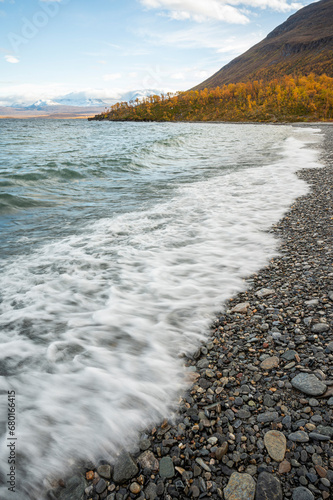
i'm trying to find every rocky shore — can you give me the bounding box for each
[49,126,332,500]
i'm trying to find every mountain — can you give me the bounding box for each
[0,89,163,118]
[193,0,333,90]
[120,89,163,103]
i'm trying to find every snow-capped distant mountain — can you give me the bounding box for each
[26,99,60,110]
[120,89,164,103]
[55,92,108,107]
[0,89,166,118]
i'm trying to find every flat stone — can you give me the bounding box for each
[282,350,297,361]
[231,302,250,314]
[95,479,107,494]
[144,482,158,500]
[139,439,151,451]
[137,450,159,471]
[260,356,279,370]
[321,386,333,398]
[257,411,279,423]
[256,288,275,298]
[195,457,211,472]
[288,431,309,443]
[315,465,327,478]
[256,472,282,500]
[224,472,256,500]
[278,460,291,474]
[309,432,330,441]
[238,409,251,419]
[311,323,329,333]
[97,465,112,479]
[159,456,175,478]
[215,442,228,460]
[317,425,333,437]
[113,451,139,484]
[264,431,286,462]
[292,486,314,500]
[291,373,327,396]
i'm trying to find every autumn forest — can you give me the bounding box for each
[91,74,333,123]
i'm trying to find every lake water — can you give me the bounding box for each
[0,120,323,497]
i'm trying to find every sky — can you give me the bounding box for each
[0,0,316,105]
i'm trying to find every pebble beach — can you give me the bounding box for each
[47,125,332,500]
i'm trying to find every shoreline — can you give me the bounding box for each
[47,128,333,500]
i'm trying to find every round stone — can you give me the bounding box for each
[291,373,327,396]
[130,482,141,494]
[159,456,175,478]
[264,431,286,462]
[292,486,314,500]
[224,472,255,500]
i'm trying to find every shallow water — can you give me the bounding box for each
[0,120,323,497]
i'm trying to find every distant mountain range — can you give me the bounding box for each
[0,89,163,118]
[193,0,333,90]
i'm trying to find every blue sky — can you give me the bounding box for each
[0,0,315,104]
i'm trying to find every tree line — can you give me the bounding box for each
[91,74,333,122]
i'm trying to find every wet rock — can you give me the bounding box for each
[95,479,107,494]
[159,456,175,478]
[264,430,286,462]
[97,465,112,479]
[113,452,139,484]
[255,472,282,500]
[137,450,159,471]
[59,475,86,500]
[224,472,256,500]
[291,373,327,396]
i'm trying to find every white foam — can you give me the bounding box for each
[0,126,322,497]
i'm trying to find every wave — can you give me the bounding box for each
[0,127,322,498]
[0,192,54,212]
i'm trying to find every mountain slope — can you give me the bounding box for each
[193,0,333,90]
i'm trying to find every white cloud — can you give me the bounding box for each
[103,73,122,81]
[171,72,186,80]
[5,55,19,63]
[140,0,303,24]
[137,23,262,55]
[141,0,249,23]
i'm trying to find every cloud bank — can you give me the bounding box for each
[140,0,303,23]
